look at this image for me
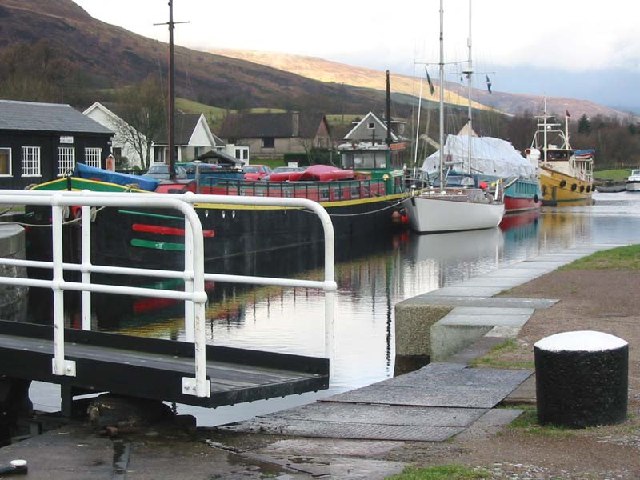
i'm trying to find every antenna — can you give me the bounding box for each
[154,1,188,179]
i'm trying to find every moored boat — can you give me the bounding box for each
[24,160,408,270]
[402,0,505,234]
[626,169,640,192]
[526,104,594,206]
[421,131,541,213]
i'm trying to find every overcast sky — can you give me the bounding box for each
[72,0,640,109]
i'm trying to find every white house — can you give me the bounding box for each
[84,102,230,168]
[83,102,145,168]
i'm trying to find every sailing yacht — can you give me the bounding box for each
[403,0,504,233]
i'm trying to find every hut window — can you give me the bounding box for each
[0,148,11,176]
[85,147,102,168]
[58,146,75,176]
[22,146,41,177]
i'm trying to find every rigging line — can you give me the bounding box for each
[300,199,406,217]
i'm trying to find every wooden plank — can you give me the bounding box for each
[0,323,329,408]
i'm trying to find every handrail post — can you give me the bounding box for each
[183,193,195,342]
[51,195,75,377]
[81,202,91,330]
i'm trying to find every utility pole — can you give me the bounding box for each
[155,1,187,179]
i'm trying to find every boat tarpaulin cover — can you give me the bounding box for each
[74,163,159,191]
[421,134,537,178]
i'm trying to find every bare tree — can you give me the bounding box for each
[115,77,165,170]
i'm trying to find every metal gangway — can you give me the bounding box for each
[0,190,336,413]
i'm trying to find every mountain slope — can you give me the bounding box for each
[0,0,392,114]
[210,49,626,119]
[0,0,625,122]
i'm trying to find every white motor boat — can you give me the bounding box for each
[626,169,640,192]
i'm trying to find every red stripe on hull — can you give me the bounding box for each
[132,223,215,238]
[504,196,542,213]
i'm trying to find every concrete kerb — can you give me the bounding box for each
[394,244,622,363]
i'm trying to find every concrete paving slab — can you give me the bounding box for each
[410,296,557,309]
[223,416,469,442]
[451,307,536,316]
[247,452,407,479]
[326,364,532,409]
[454,278,527,289]
[438,313,531,327]
[263,403,487,427]
[425,286,504,297]
[323,385,519,409]
[454,408,524,441]
[484,268,547,279]
[259,438,404,457]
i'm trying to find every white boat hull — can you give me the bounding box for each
[403,193,505,233]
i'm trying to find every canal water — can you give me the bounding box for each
[29,191,640,425]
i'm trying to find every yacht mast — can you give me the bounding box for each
[543,98,548,162]
[438,0,445,191]
[465,0,473,174]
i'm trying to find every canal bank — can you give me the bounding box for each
[2,242,639,479]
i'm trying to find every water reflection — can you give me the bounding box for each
[25,192,640,425]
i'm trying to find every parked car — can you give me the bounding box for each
[142,164,187,180]
[243,165,272,181]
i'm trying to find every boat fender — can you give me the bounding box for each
[70,206,82,220]
[571,183,577,191]
[559,180,567,188]
[586,186,591,193]
[579,185,585,192]
[68,206,98,222]
[533,194,539,203]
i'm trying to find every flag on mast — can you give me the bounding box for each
[426,70,435,95]
[566,110,571,118]
[485,75,492,94]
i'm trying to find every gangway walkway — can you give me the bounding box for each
[0,190,335,414]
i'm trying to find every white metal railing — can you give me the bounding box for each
[0,190,337,399]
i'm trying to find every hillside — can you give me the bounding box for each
[210,49,627,120]
[0,0,393,115]
[0,0,626,123]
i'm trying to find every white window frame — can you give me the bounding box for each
[58,146,75,176]
[85,147,102,168]
[22,146,41,177]
[0,148,11,177]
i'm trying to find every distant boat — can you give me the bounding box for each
[525,102,594,206]
[402,0,504,234]
[595,181,626,193]
[626,169,640,192]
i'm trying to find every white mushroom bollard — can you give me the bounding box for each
[534,330,628,428]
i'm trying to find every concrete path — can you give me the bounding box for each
[220,244,621,444]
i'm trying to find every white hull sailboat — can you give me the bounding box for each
[402,0,504,234]
[404,188,504,233]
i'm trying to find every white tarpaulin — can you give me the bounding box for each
[421,133,537,178]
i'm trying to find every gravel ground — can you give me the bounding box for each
[383,269,640,479]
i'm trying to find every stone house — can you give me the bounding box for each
[219,111,331,160]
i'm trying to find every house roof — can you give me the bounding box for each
[344,112,398,143]
[220,112,327,139]
[196,149,243,166]
[0,99,113,135]
[155,113,202,144]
